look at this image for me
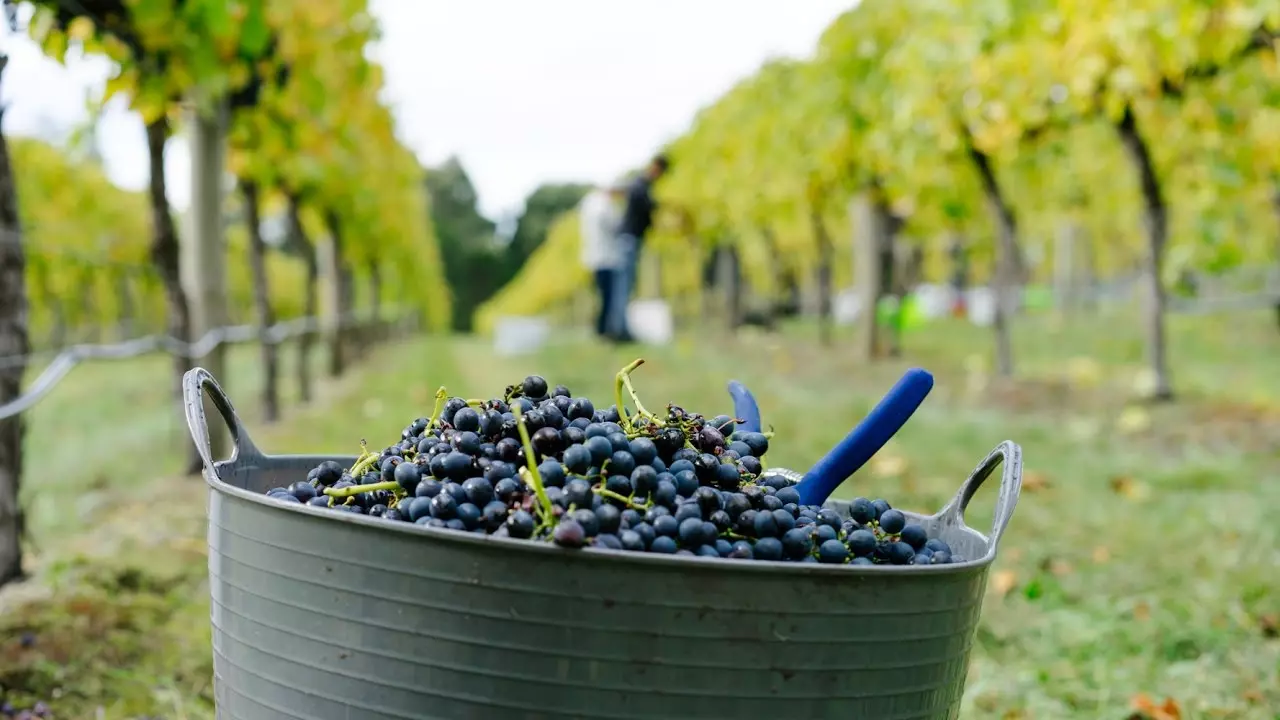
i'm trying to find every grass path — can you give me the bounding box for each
[2,313,1278,719]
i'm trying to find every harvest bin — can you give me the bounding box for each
[184,368,1023,720]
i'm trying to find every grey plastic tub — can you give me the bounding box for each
[184,367,1023,720]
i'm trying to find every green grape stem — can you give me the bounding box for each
[426,387,449,429]
[503,383,521,403]
[513,406,556,524]
[592,487,649,510]
[325,480,400,497]
[613,364,635,431]
[347,440,379,477]
[614,358,662,432]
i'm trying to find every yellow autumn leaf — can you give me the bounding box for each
[1132,601,1151,621]
[227,61,251,92]
[870,452,909,478]
[1065,356,1103,387]
[1116,406,1152,435]
[226,149,250,179]
[134,93,169,126]
[103,71,136,101]
[1021,471,1051,493]
[40,29,69,64]
[66,16,96,43]
[991,570,1018,596]
[1109,475,1151,501]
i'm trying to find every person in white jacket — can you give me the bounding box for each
[579,185,624,339]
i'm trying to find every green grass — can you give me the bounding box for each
[2,310,1279,719]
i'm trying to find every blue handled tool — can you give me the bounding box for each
[793,368,934,505]
[726,380,762,434]
[731,368,935,506]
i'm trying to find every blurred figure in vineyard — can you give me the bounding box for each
[609,154,670,343]
[579,185,625,340]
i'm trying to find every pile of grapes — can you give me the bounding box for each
[263,360,965,566]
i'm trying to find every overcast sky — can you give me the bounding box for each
[1,0,851,219]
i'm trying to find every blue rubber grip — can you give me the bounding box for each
[726,380,762,434]
[795,368,935,506]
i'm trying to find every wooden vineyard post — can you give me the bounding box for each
[181,102,231,465]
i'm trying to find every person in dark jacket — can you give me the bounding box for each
[608,154,669,342]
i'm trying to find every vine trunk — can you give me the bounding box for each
[1116,104,1173,402]
[0,55,30,586]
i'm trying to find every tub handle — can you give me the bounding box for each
[183,367,263,475]
[937,440,1022,562]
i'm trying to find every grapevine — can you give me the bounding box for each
[480,0,1280,376]
[10,0,454,340]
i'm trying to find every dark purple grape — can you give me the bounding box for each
[553,518,586,547]
[900,524,928,550]
[506,509,535,538]
[818,539,849,564]
[522,375,549,398]
[695,425,726,452]
[879,509,906,535]
[532,426,562,457]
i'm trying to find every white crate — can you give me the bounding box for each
[493,316,551,356]
[627,299,673,345]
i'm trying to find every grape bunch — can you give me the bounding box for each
[262,359,965,566]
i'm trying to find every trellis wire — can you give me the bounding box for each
[0,311,405,421]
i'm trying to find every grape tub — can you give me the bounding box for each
[184,367,1023,720]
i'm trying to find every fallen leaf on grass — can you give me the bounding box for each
[1065,356,1103,388]
[1258,613,1278,638]
[1039,557,1073,576]
[1109,475,1150,501]
[66,598,99,616]
[1066,417,1101,441]
[1116,406,1152,435]
[1021,470,1050,493]
[1242,689,1264,704]
[870,453,909,478]
[1132,601,1151,621]
[991,570,1018,596]
[1127,693,1182,720]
